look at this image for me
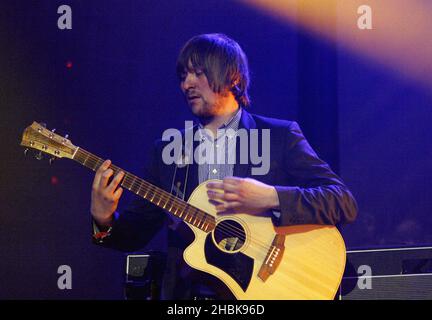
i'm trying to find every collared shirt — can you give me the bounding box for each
[196,108,242,183]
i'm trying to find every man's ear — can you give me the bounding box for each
[232,78,240,88]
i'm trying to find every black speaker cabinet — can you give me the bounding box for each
[339,246,432,300]
[124,251,166,300]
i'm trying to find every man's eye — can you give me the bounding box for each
[195,70,203,76]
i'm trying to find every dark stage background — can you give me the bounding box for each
[1,1,431,299]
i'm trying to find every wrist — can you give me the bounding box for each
[266,186,280,210]
[94,215,114,230]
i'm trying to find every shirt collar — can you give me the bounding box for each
[197,107,242,130]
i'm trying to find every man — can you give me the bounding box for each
[90,33,358,299]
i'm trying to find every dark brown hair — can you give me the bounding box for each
[176,33,250,107]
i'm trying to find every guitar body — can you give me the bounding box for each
[183,179,346,300]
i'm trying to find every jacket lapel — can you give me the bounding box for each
[183,125,199,201]
[233,109,256,178]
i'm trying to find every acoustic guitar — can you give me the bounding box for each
[20,121,346,299]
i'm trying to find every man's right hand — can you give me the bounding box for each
[91,159,125,229]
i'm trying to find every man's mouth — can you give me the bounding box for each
[187,95,201,102]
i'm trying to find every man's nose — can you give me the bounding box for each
[182,73,196,91]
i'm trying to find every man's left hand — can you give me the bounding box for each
[206,177,280,216]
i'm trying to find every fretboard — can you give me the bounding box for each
[73,147,215,232]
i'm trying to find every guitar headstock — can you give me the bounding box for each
[20,122,77,161]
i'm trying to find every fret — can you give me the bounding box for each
[198,218,204,229]
[192,211,199,225]
[162,197,172,210]
[133,182,142,195]
[142,187,149,199]
[197,215,205,228]
[195,217,201,228]
[129,176,141,194]
[121,175,131,190]
[159,196,166,208]
[136,185,144,197]
[178,209,185,218]
[167,198,174,211]
[197,215,204,227]
[82,153,90,166]
[94,159,103,171]
[185,205,192,223]
[185,208,192,222]
[140,183,149,196]
[160,197,168,208]
[135,183,142,195]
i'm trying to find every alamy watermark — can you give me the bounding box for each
[161,121,270,175]
[57,264,72,290]
[357,264,373,289]
[57,5,72,30]
[357,5,373,30]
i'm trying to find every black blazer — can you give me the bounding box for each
[97,109,358,299]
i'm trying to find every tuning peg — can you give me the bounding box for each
[24,148,29,156]
[49,128,57,139]
[35,151,43,160]
[61,134,69,144]
[49,157,56,165]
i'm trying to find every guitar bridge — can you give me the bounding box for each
[258,234,285,282]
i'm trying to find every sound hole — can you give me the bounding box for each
[212,219,245,253]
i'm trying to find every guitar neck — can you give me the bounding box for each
[73,147,215,232]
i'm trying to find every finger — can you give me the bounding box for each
[207,182,237,193]
[113,186,123,201]
[107,171,125,193]
[221,183,237,193]
[93,160,111,190]
[223,193,240,201]
[216,201,241,212]
[99,168,114,189]
[209,198,225,208]
[208,190,239,202]
[207,190,224,200]
[224,201,242,209]
[206,181,224,190]
[223,176,242,185]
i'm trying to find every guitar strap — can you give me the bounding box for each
[167,140,193,235]
[169,159,189,201]
[170,121,197,202]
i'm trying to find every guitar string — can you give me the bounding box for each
[75,149,274,252]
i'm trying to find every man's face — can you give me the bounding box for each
[180,61,227,117]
